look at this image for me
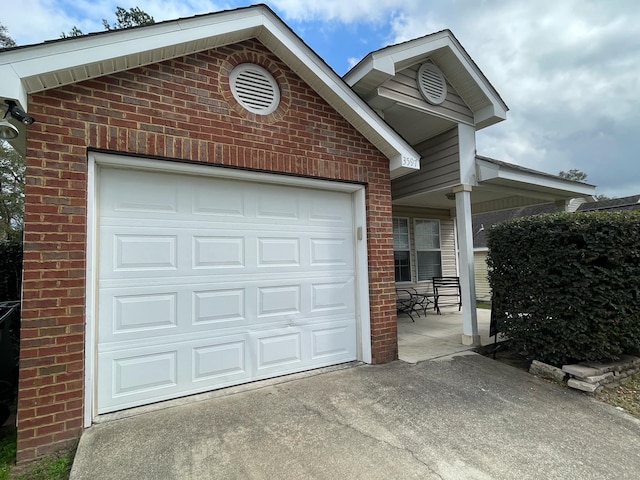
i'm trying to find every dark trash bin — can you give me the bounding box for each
[0,301,19,387]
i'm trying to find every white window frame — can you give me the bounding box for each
[393,217,412,283]
[413,218,442,282]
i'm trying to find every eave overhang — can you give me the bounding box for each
[476,156,596,200]
[344,30,508,130]
[0,5,419,177]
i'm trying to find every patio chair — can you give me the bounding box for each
[406,287,433,317]
[396,289,418,322]
[432,276,462,314]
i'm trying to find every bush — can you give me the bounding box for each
[487,211,640,366]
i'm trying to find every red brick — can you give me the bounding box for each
[19,38,396,461]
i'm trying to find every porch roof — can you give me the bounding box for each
[392,155,597,214]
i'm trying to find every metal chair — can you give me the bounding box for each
[396,289,418,322]
[432,277,462,314]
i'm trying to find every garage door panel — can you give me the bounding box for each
[311,279,354,313]
[191,179,245,217]
[255,332,302,370]
[311,323,355,360]
[255,192,301,220]
[192,340,247,382]
[309,194,353,226]
[257,284,301,318]
[97,347,180,412]
[97,167,359,413]
[98,334,253,413]
[100,228,353,280]
[100,286,249,343]
[112,234,178,271]
[257,237,300,267]
[192,288,245,325]
[100,274,355,343]
[101,169,180,215]
[192,236,245,269]
[113,292,178,332]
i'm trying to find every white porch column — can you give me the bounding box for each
[456,123,479,346]
[454,186,479,346]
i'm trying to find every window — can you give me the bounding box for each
[393,218,411,282]
[414,219,442,281]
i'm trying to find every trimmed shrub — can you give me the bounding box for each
[487,211,640,366]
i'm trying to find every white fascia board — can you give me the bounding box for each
[443,38,508,116]
[0,66,27,107]
[475,103,507,130]
[344,31,507,128]
[343,55,396,88]
[344,34,451,89]
[2,11,264,86]
[476,159,596,197]
[256,13,419,172]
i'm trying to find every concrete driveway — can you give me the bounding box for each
[70,353,640,479]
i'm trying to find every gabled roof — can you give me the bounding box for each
[0,4,420,176]
[343,30,508,130]
[577,194,640,212]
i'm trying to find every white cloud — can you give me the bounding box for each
[3,0,228,45]
[269,0,409,23]
[384,1,640,195]
[3,0,640,196]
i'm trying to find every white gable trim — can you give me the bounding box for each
[344,30,508,129]
[0,5,419,178]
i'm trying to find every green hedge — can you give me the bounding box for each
[487,211,640,366]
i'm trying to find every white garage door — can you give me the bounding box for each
[96,167,358,413]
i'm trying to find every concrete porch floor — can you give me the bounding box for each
[398,306,494,363]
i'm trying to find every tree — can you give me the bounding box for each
[62,6,155,38]
[0,141,25,239]
[558,169,588,182]
[103,6,155,30]
[558,169,609,200]
[0,23,16,48]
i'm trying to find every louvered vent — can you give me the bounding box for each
[417,62,447,105]
[230,64,280,114]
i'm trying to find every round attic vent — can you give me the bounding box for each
[417,62,447,105]
[230,64,280,115]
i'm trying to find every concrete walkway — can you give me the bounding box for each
[71,352,640,480]
[398,307,494,363]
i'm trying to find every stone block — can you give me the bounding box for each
[580,355,640,374]
[562,364,602,378]
[530,360,567,383]
[581,372,614,384]
[568,378,598,393]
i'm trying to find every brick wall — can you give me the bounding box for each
[18,39,397,462]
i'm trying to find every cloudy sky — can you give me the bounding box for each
[3,0,639,198]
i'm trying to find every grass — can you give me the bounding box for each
[595,375,640,417]
[0,428,17,480]
[476,301,492,310]
[0,426,73,480]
